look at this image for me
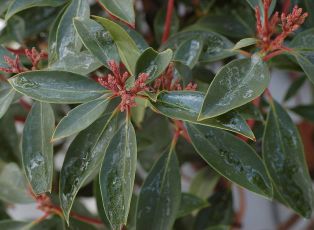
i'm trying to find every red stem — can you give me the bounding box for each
[263,49,286,62]
[161,0,175,43]
[282,0,291,14]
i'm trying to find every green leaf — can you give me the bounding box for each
[22,102,55,195]
[0,162,33,204]
[52,96,111,141]
[73,17,120,67]
[291,51,314,84]
[174,37,204,68]
[151,91,255,140]
[94,178,111,227]
[0,220,31,230]
[99,120,137,230]
[55,0,90,60]
[177,193,208,218]
[232,38,257,50]
[135,48,173,83]
[0,83,15,119]
[284,76,307,102]
[263,100,314,217]
[67,219,97,230]
[60,113,123,222]
[5,0,64,21]
[136,149,181,230]
[30,216,65,230]
[199,55,270,119]
[290,28,314,50]
[48,51,102,75]
[97,0,135,26]
[186,123,273,198]
[9,71,107,104]
[163,30,235,63]
[189,167,220,200]
[291,104,314,123]
[194,190,233,230]
[127,195,138,230]
[94,16,141,75]
[0,46,15,71]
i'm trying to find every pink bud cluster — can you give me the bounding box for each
[98,60,149,112]
[153,64,197,91]
[0,47,47,73]
[255,0,308,52]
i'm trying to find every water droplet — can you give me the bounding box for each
[15,76,39,88]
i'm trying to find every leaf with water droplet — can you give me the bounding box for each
[290,50,314,85]
[9,71,108,104]
[136,149,181,230]
[0,82,15,119]
[290,28,314,51]
[99,120,137,230]
[135,48,173,83]
[186,123,273,198]
[52,95,112,141]
[22,102,55,194]
[60,112,124,222]
[93,16,141,75]
[173,37,204,69]
[151,91,255,140]
[73,17,120,68]
[263,100,314,218]
[199,55,270,119]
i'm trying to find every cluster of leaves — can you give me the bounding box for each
[0,0,314,229]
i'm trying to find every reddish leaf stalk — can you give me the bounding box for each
[161,0,175,43]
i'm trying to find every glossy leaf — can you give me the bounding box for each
[0,220,31,230]
[100,120,137,230]
[97,0,135,26]
[136,150,181,230]
[94,16,141,75]
[291,104,314,123]
[284,75,307,102]
[52,96,111,141]
[186,123,273,198]
[163,30,235,63]
[177,193,208,218]
[48,51,102,75]
[55,0,90,60]
[194,190,233,230]
[73,17,119,67]
[94,178,111,227]
[9,71,107,104]
[290,28,314,50]
[60,113,123,222]
[0,82,15,119]
[291,51,314,84]
[5,0,64,21]
[135,48,173,83]
[22,102,55,194]
[232,38,257,50]
[174,37,204,68]
[0,162,33,204]
[151,91,255,140]
[199,56,270,119]
[263,100,314,217]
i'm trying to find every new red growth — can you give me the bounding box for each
[255,0,308,56]
[98,60,149,112]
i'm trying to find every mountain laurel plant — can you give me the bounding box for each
[1,0,314,229]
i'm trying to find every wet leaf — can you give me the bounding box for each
[0,82,15,119]
[174,37,204,68]
[60,113,123,222]
[136,149,181,230]
[177,193,208,218]
[100,120,137,230]
[22,102,55,194]
[52,96,111,141]
[5,0,64,21]
[263,100,314,217]
[186,123,273,198]
[73,17,120,67]
[151,91,255,140]
[199,55,270,119]
[94,16,141,75]
[0,162,33,204]
[97,0,135,26]
[9,71,107,104]
[135,48,173,83]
